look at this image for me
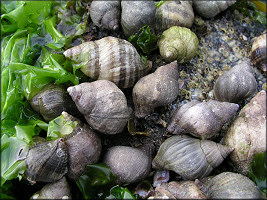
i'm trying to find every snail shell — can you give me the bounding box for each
[67,80,132,134]
[158,26,199,63]
[214,60,257,103]
[62,112,102,180]
[167,100,239,139]
[64,36,152,88]
[132,61,179,118]
[156,1,195,34]
[121,0,156,37]
[89,1,120,30]
[192,1,236,19]
[25,138,68,184]
[30,84,78,122]
[31,176,71,199]
[152,135,233,180]
[198,172,263,199]
[223,90,266,174]
[250,31,267,73]
[103,144,154,184]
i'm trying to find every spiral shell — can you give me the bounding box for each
[121,0,156,37]
[214,60,257,103]
[250,31,267,73]
[167,100,239,139]
[64,36,151,88]
[133,61,179,118]
[25,138,68,184]
[192,1,236,19]
[152,135,233,180]
[156,1,194,34]
[67,80,132,134]
[223,90,266,174]
[158,26,199,63]
[199,172,263,199]
[89,1,120,30]
[103,144,153,184]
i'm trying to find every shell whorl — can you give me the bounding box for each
[64,36,151,88]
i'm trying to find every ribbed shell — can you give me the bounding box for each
[214,60,257,103]
[89,1,120,30]
[103,145,153,184]
[25,138,68,183]
[67,80,132,134]
[132,61,179,118]
[156,1,194,34]
[201,172,262,199]
[121,0,156,37]
[158,26,199,63]
[167,100,239,139]
[152,135,233,180]
[192,1,236,19]
[63,36,151,88]
[250,32,266,73]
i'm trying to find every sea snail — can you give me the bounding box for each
[167,100,239,139]
[67,80,132,134]
[155,1,195,34]
[214,60,257,103]
[132,61,179,118]
[103,144,154,184]
[223,90,266,174]
[89,1,121,31]
[64,36,152,88]
[158,26,199,63]
[192,1,236,19]
[152,135,233,180]
[250,31,267,73]
[121,0,156,37]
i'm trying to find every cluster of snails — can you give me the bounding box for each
[23,1,267,199]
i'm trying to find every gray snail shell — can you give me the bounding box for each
[156,1,194,34]
[223,90,266,174]
[198,172,263,199]
[121,0,156,37]
[152,181,207,199]
[132,61,179,118]
[167,100,239,139]
[67,80,132,134]
[62,112,102,180]
[158,26,199,63]
[214,60,257,103]
[152,135,233,180]
[192,1,236,19]
[103,144,154,184]
[30,84,78,122]
[64,36,152,88]
[31,176,71,199]
[25,138,68,184]
[250,31,267,73]
[89,1,121,30]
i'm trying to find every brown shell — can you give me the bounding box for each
[63,36,152,88]
[67,80,132,134]
[25,138,68,184]
[250,32,267,73]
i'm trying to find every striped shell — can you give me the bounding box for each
[192,1,236,19]
[156,1,194,34]
[152,135,233,180]
[89,0,120,30]
[214,60,257,103]
[63,36,152,88]
[25,138,68,184]
[200,172,263,199]
[67,80,132,134]
[250,32,266,73]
